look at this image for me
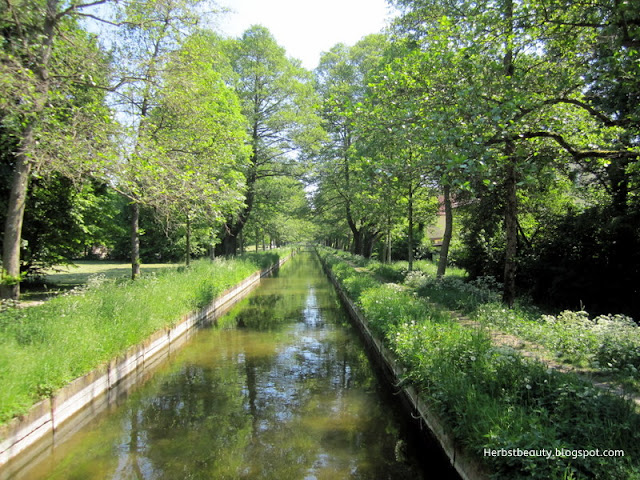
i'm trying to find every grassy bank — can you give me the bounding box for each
[0,250,286,425]
[327,249,640,386]
[317,247,640,480]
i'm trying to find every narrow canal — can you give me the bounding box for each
[14,253,458,479]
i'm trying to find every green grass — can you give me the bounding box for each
[43,261,180,286]
[20,261,181,303]
[0,250,288,425]
[316,247,640,480]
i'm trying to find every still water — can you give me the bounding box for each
[20,253,454,479]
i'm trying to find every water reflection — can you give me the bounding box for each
[17,254,442,480]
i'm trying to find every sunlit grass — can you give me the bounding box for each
[0,250,287,425]
[316,247,640,480]
[43,261,181,286]
[20,261,181,303]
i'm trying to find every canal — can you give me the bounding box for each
[11,253,458,479]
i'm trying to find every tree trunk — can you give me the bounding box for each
[386,227,392,263]
[185,214,191,266]
[131,202,141,280]
[210,229,216,261]
[1,148,33,300]
[1,0,56,300]
[219,184,256,255]
[220,234,237,257]
[362,229,379,259]
[352,230,363,256]
[408,182,414,272]
[609,157,630,216]
[502,0,517,307]
[437,184,453,278]
[255,226,260,252]
[503,145,518,307]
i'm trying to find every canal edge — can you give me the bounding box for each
[316,250,488,480]
[0,251,296,469]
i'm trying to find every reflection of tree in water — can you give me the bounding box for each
[132,363,252,478]
[235,301,421,479]
[235,293,300,330]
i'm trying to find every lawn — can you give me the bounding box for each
[21,261,180,303]
[43,261,180,286]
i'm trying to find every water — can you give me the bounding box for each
[13,253,457,479]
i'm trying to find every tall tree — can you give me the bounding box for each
[0,0,113,299]
[105,0,210,278]
[364,42,470,274]
[313,35,389,257]
[218,25,321,256]
[148,30,248,264]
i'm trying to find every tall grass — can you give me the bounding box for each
[0,251,286,424]
[316,247,640,480]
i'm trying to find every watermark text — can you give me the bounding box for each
[483,448,625,460]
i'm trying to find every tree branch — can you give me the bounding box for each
[56,0,112,20]
[488,131,639,160]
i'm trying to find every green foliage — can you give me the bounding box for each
[312,35,396,257]
[382,0,640,306]
[148,29,248,225]
[0,250,286,424]
[212,25,321,255]
[0,8,114,176]
[318,246,640,479]
[15,178,126,273]
[476,304,640,376]
[244,176,317,248]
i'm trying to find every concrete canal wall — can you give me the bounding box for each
[318,254,488,480]
[0,253,293,472]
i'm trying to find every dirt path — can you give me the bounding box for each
[455,312,640,406]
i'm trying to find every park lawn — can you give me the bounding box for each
[43,261,180,287]
[19,261,180,304]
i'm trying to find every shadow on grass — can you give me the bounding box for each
[20,261,179,303]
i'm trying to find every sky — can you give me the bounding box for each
[214,0,397,70]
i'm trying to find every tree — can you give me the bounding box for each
[104,0,214,278]
[1,0,113,299]
[390,0,638,305]
[147,30,248,264]
[218,25,321,256]
[363,42,472,274]
[355,108,436,269]
[313,35,389,258]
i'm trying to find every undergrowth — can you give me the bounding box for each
[341,248,640,380]
[317,247,640,480]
